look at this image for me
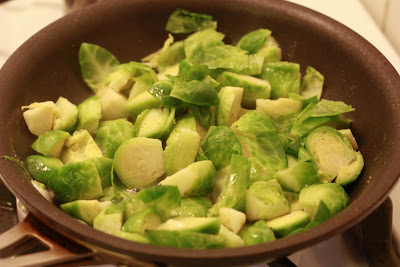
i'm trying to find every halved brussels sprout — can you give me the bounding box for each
[61,130,103,164]
[95,119,135,159]
[305,126,357,181]
[113,137,165,189]
[218,72,271,108]
[31,130,70,158]
[335,151,364,186]
[79,43,120,93]
[202,126,242,169]
[298,183,350,218]
[261,62,300,99]
[133,108,175,140]
[159,160,216,197]
[301,66,324,100]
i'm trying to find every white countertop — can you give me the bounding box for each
[1,0,399,266]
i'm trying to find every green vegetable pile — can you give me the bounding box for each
[20,8,364,248]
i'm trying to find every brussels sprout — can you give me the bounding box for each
[210,154,250,215]
[231,110,287,170]
[301,66,324,100]
[239,220,276,246]
[165,8,217,34]
[113,231,150,244]
[246,181,291,221]
[266,210,310,237]
[275,155,320,193]
[163,115,201,175]
[96,87,129,120]
[191,45,249,73]
[260,62,300,99]
[88,157,113,188]
[113,137,165,189]
[291,99,354,137]
[216,86,243,126]
[122,198,146,221]
[218,72,271,108]
[258,46,281,64]
[298,183,350,218]
[60,200,111,226]
[93,204,124,234]
[48,160,103,203]
[303,200,331,229]
[239,53,265,76]
[61,130,103,164]
[210,165,230,203]
[156,217,221,235]
[218,225,245,248]
[338,128,359,150]
[31,130,70,158]
[100,61,158,94]
[335,151,364,186]
[146,230,224,248]
[237,29,272,54]
[95,119,135,159]
[22,101,57,136]
[305,126,357,180]
[178,60,209,82]
[159,160,216,197]
[170,79,219,106]
[134,185,181,221]
[124,91,163,117]
[219,207,246,234]
[75,96,102,135]
[184,29,225,61]
[122,208,162,235]
[53,97,78,133]
[170,197,212,218]
[133,108,175,140]
[27,155,63,186]
[202,126,242,169]
[79,43,120,93]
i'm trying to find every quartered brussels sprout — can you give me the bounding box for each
[75,96,102,135]
[163,114,201,176]
[219,207,246,234]
[96,87,129,120]
[218,225,245,248]
[95,119,135,159]
[165,8,217,34]
[60,199,111,226]
[93,204,124,234]
[266,210,310,237]
[210,154,250,215]
[159,160,216,197]
[202,126,242,169]
[79,43,120,93]
[22,101,57,136]
[218,72,271,108]
[31,130,70,158]
[88,157,113,188]
[62,130,103,164]
[261,62,300,99]
[27,155,63,186]
[216,86,243,127]
[133,108,175,140]
[239,220,276,246]
[53,97,78,133]
[113,137,165,189]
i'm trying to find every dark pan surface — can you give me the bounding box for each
[0,0,400,266]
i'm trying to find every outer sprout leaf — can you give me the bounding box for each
[166,8,217,34]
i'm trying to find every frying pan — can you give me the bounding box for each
[0,0,400,266]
